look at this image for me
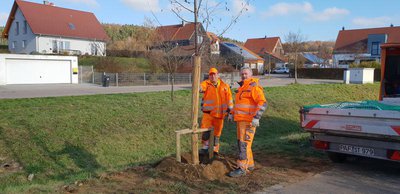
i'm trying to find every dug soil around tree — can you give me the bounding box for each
[62,152,331,193]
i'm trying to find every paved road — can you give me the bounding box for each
[259,158,400,194]
[0,75,342,99]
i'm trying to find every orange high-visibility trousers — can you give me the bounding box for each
[201,113,224,153]
[236,121,256,170]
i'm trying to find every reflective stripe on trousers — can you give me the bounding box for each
[236,121,256,170]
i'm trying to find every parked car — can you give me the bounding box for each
[272,67,289,74]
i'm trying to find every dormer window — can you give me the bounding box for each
[68,23,75,30]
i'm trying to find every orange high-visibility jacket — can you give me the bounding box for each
[200,79,233,118]
[234,78,267,122]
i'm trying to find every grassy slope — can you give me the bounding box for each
[0,83,379,192]
[78,56,151,72]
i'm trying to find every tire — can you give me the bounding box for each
[327,152,347,163]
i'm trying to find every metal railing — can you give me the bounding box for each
[78,66,240,87]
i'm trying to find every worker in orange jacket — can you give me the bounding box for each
[200,68,233,155]
[228,67,267,177]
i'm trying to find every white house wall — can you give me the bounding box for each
[8,8,106,56]
[8,8,36,54]
[37,36,106,56]
[0,54,78,85]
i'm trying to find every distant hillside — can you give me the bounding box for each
[218,36,244,45]
[283,41,335,53]
[102,24,151,42]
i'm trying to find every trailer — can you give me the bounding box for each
[300,43,400,162]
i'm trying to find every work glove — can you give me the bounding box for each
[251,118,260,127]
[227,114,233,123]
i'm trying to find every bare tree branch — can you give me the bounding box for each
[171,9,193,23]
[170,0,194,13]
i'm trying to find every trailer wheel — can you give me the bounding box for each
[327,152,346,163]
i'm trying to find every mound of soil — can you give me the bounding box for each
[155,153,234,181]
[64,153,331,193]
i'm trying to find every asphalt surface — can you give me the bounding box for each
[0,74,342,99]
[259,158,400,194]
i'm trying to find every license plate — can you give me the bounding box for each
[338,144,375,156]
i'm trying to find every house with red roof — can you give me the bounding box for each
[2,0,109,56]
[333,26,400,68]
[220,42,264,74]
[155,22,216,57]
[244,36,286,71]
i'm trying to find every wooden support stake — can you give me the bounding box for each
[208,129,214,159]
[191,56,201,165]
[176,132,181,162]
[175,128,213,163]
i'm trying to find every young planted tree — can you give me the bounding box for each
[154,0,253,164]
[285,31,306,84]
[316,42,334,67]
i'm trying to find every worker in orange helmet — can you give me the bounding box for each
[199,67,233,156]
[228,67,267,177]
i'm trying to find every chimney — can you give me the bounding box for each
[264,35,267,39]
[342,26,345,31]
[43,0,50,5]
[181,20,185,26]
[390,23,394,27]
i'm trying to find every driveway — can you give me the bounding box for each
[259,158,400,194]
[0,76,343,99]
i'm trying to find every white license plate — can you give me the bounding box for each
[338,144,375,156]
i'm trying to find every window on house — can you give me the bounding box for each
[52,40,58,53]
[23,21,27,34]
[68,23,75,30]
[15,21,19,35]
[59,41,64,51]
[12,41,17,49]
[22,40,26,48]
[197,36,203,44]
[371,42,380,55]
[65,41,70,50]
[91,43,98,55]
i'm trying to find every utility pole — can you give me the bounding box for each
[191,0,201,165]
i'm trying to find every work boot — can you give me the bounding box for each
[228,168,246,177]
[248,167,255,172]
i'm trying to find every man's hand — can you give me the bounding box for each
[251,118,260,127]
[228,114,233,123]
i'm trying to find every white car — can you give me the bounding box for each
[272,67,289,74]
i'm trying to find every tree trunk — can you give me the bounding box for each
[294,53,298,84]
[171,73,175,102]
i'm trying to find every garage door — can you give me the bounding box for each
[6,59,71,84]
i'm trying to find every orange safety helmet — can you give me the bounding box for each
[209,68,218,75]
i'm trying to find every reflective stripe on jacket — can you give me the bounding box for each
[233,78,267,122]
[200,78,233,118]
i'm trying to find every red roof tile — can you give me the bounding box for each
[334,26,400,51]
[156,23,199,41]
[3,0,109,41]
[244,37,280,55]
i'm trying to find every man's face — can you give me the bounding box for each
[240,69,252,81]
[209,73,218,83]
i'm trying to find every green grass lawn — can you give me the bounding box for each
[0,83,380,192]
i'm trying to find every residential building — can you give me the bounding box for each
[333,26,400,68]
[220,42,264,74]
[244,36,287,71]
[2,0,109,56]
[155,22,211,57]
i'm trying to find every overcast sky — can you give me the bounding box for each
[1,0,399,42]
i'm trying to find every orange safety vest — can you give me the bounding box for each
[200,79,233,118]
[234,78,267,122]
